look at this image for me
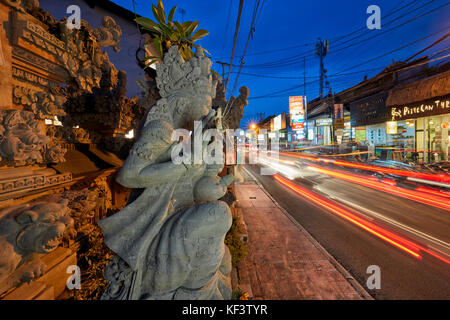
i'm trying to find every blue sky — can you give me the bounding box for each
[111,0,449,127]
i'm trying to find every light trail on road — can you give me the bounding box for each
[278,151,450,185]
[261,152,450,210]
[273,174,450,266]
[307,165,450,211]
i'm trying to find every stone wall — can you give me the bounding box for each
[0,0,139,300]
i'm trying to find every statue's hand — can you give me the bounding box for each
[184,162,206,176]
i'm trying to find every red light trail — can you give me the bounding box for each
[279,151,450,184]
[273,174,450,265]
[307,165,450,212]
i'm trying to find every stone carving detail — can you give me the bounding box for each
[0,110,49,164]
[57,17,122,94]
[98,46,233,300]
[222,86,249,130]
[0,172,72,195]
[0,110,66,165]
[13,87,67,119]
[92,16,122,52]
[45,142,66,164]
[0,199,73,293]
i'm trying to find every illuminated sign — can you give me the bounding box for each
[292,122,304,130]
[291,114,304,123]
[390,95,450,121]
[273,115,282,131]
[386,121,397,134]
[315,118,332,126]
[289,96,304,115]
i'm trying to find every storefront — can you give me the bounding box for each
[350,89,450,163]
[387,95,450,163]
[314,118,333,145]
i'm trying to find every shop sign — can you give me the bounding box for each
[289,96,304,116]
[315,118,332,126]
[390,95,450,121]
[335,119,345,129]
[292,122,304,130]
[350,92,390,126]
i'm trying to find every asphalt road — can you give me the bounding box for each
[244,160,450,300]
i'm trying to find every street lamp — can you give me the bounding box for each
[250,123,257,129]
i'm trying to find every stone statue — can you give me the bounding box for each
[0,200,73,293]
[222,86,249,130]
[98,46,233,300]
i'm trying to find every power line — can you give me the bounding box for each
[248,42,450,101]
[404,32,450,62]
[335,26,450,74]
[224,0,245,96]
[229,0,263,97]
[228,0,447,70]
[232,67,386,80]
[220,0,233,59]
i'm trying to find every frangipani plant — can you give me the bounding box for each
[136,0,210,68]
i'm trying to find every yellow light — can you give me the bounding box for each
[250,124,257,129]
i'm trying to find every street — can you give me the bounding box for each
[244,152,450,299]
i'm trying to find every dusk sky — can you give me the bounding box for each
[111,0,449,127]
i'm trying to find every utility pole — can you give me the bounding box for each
[303,57,306,97]
[315,38,329,99]
[327,87,335,145]
[216,61,230,82]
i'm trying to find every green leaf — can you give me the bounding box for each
[174,21,184,34]
[152,4,164,25]
[168,5,177,22]
[157,0,166,24]
[153,37,163,57]
[181,21,192,28]
[135,17,159,30]
[185,21,199,37]
[191,29,209,41]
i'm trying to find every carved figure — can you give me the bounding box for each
[99,46,233,300]
[222,86,249,130]
[45,143,66,163]
[0,110,52,164]
[92,16,122,52]
[0,200,73,293]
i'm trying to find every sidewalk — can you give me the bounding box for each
[234,171,371,300]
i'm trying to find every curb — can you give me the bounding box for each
[242,167,374,300]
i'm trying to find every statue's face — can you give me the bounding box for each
[174,94,211,129]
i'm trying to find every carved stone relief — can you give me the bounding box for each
[0,110,66,165]
[0,199,73,293]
